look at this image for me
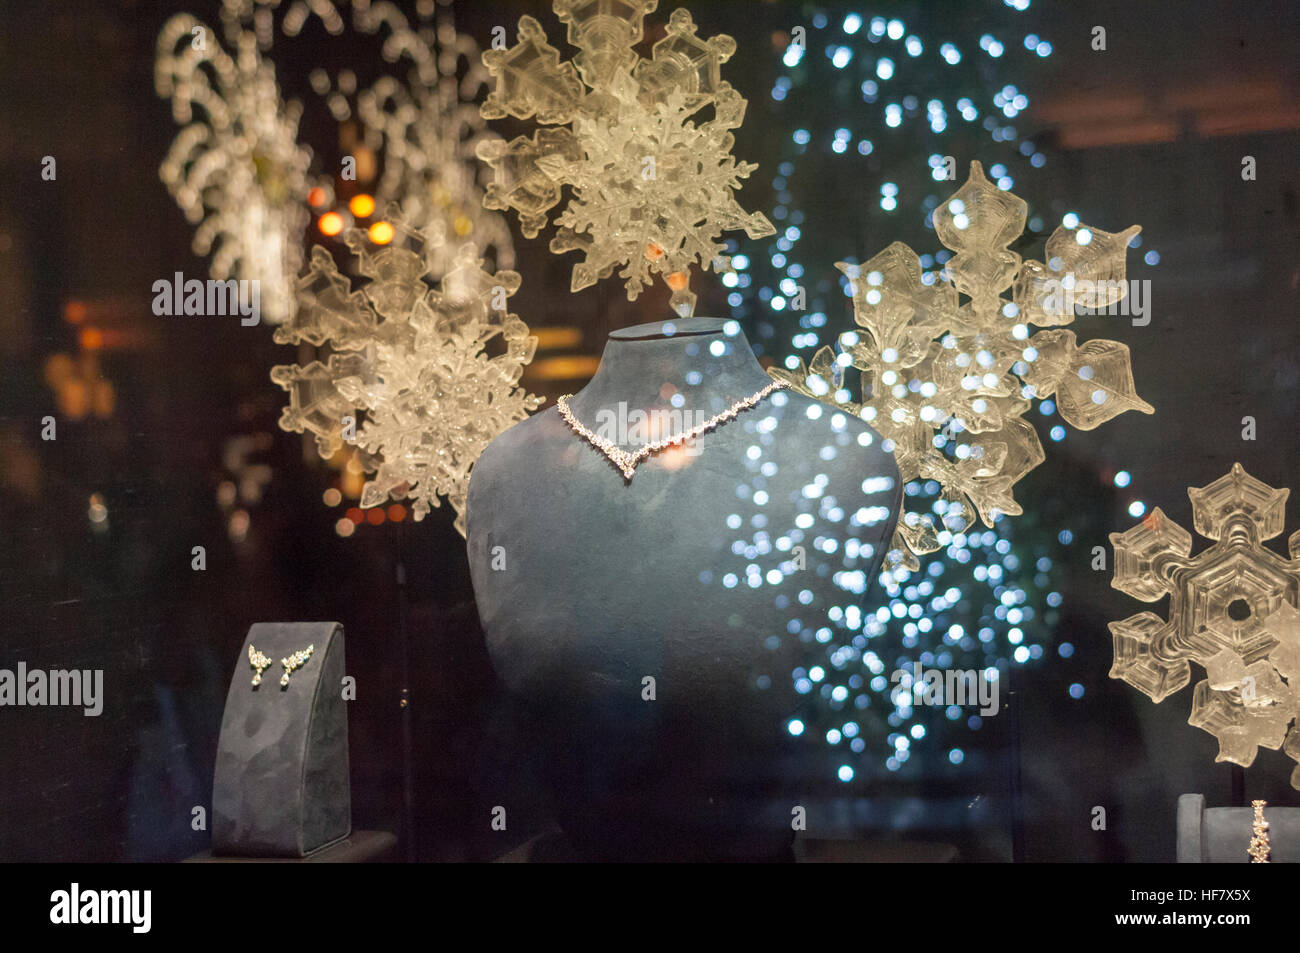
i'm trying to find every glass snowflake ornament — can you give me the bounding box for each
[1109,464,1300,788]
[476,1,775,316]
[271,208,543,535]
[281,0,517,277]
[156,13,322,324]
[770,161,1151,569]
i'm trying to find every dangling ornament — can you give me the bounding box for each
[771,162,1151,568]
[155,12,322,324]
[271,207,543,536]
[476,1,775,317]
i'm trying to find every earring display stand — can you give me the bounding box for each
[211,622,351,857]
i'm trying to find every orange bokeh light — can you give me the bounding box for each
[387,504,407,522]
[307,187,327,207]
[318,212,345,236]
[345,507,364,524]
[349,194,376,218]
[665,271,689,291]
[80,327,104,350]
[644,242,665,261]
[64,301,87,324]
[366,507,385,525]
[368,221,395,245]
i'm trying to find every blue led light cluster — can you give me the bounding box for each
[721,5,1159,779]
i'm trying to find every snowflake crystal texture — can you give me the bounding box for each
[155,13,318,325]
[271,211,543,535]
[1108,463,1300,789]
[286,0,516,276]
[769,161,1151,567]
[476,1,775,315]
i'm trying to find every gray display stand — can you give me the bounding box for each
[212,622,351,857]
[1177,793,1300,862]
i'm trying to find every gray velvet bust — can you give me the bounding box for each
[466,318,901,860]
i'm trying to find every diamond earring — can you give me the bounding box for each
[248,645,273,687]
[280,644,315,687]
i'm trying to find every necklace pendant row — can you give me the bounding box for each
[556,379,788,480]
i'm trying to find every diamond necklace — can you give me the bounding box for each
[556,379,789,479]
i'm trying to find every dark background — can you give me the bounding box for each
[1,0,1298,861]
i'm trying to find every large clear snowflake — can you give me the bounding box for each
[155,12,320,324]
[476,1,774,316]
[1109,463,1300,788]
[770,161,1151,569]
[271,209,543,535]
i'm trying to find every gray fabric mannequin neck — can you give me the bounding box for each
[466,316,902,861]
[566,317,776,428]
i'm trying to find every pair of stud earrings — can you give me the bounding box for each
[248,643,314,688]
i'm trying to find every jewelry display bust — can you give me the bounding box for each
[466,317,902,860]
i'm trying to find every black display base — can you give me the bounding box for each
[185,830,397,863]
[493,828,959,862]
[793,839,960,862]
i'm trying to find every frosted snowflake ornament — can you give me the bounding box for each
[1109,464,1300,788]
[156,13,321,324]
[476,1,775,316]
[279,0,516,276]
[770,162,1152,569]
[271,207,543,535]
